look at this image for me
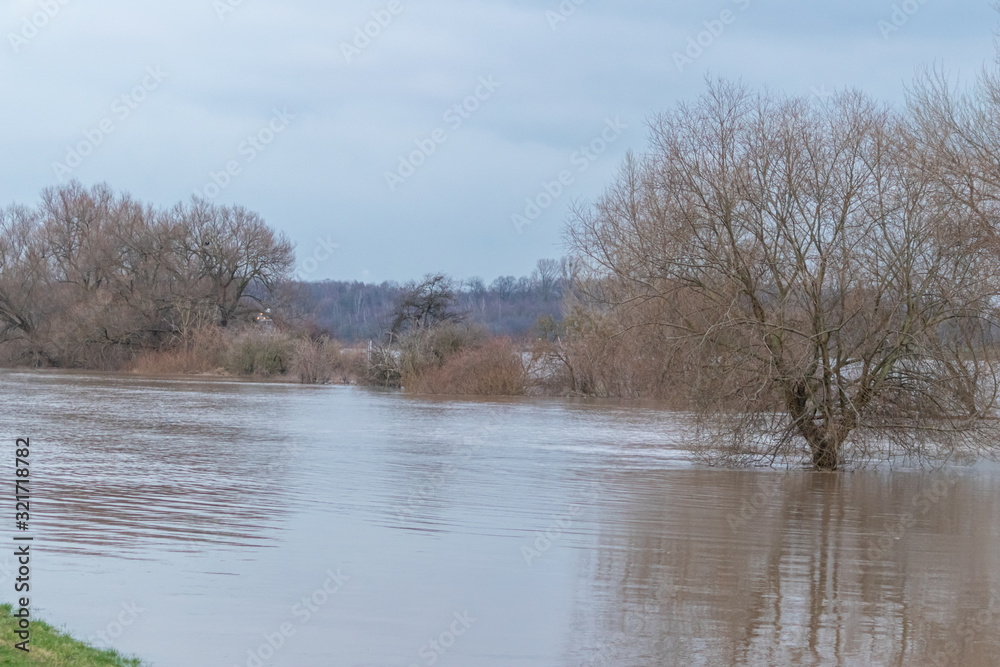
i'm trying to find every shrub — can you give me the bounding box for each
[223,331,295,377]
[396,323,485,386]
[367,343,403,387]
[289,336,342,384]
[127,326,227,375]
[408,337,527,396]
[532,302,693,405]
[362,323,528,394]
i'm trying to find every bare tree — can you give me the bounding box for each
[38,181,116,292]
[464,276,487,297]
[389,273,462,335]
[176,198,294,327]
[569,79,1000,469]
[532,258,561,301]
[908,65,1000,261]
[490,275,517,301]
[0,205,51,361]
[35,183,188,362]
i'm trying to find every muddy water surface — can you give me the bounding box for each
[0,370,997,666]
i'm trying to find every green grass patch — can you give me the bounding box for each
[0,604,144,666]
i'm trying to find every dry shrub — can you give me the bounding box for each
[0,339,54,369]
[127,326,227,375]
[290,336,356,384]
[127,327,369,383]
[337,347,370,383]
[407,338,526,396]
[393,322,485,387]
[367,343,402,387]
[223,330,295,377]
[365,323,527,394]
[531,300,693,406]
[399,323,485,376]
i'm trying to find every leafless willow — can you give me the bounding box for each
[568,78,1000,469]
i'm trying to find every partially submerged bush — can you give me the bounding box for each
[409,337,527,395]
[224,331,295,377]
[367,343,403,387]
[290,336,342,384]
[367,322,523,392]
[126,325,366,383]
[128,326,227,375]
[531,303,693,405]
[397,322,485,386]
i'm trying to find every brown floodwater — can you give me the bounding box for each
[0,370,997,666]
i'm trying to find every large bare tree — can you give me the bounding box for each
[175,198,294,327]
[0,205,51,360]
[569,80,1000,469]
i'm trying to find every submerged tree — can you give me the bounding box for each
[569,79,1000,469]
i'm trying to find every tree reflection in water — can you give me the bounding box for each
[566,469,1000,666]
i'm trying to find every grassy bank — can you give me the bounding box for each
[0,605,142,666]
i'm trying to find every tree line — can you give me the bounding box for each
[293,258,575,341]
[0,180,570,371]
[0,181,293,368]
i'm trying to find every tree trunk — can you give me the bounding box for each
[809,435,840,470]
[785,380,845,470]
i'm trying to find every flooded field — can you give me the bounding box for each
[0,370,997,666]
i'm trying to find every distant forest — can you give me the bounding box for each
[291,258,573,342]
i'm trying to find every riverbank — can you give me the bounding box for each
[0,605,142,666]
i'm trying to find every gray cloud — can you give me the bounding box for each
[0,0,995,282]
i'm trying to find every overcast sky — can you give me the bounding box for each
[1,0,996,283]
